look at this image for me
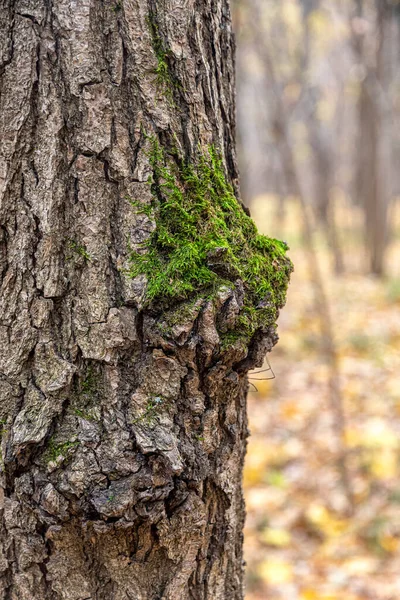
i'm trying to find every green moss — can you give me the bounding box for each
[132,396,166,427]
[219,330,249,353]
[127,196,153,218]
[147,12,178,100]
[44,437,79,464]
[80,364,97,395]
[128,139,292,343]
[67,239,91,262]
[69,364,101,422]
[0,419,7,438]
[157,295,204,336]
[73,408,98,422]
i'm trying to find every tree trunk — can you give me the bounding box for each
[354,0,392,276]
[0,1,291,599]
[309,122,344,275]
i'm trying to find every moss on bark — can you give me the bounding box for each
[128,138,292,344]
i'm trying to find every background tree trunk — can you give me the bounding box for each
[0,1,290,599]
[353,0,392,275]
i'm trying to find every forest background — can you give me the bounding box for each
[233,1,400,599]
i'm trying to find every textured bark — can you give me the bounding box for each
[0,1,281,599]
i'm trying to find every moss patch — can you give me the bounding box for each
[128,139,292,342]
[43,437,79,465]
[147,12,175,98]
[80,364,98,397]
[132,396,166,427]
[67,239,91,262]
[69,364,102,422]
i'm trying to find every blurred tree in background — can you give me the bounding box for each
[235,0,400,276]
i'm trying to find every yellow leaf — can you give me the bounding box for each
[345,420,399,450]
[261,527,291,547]
[344,427,362,448]
[243,440,270,486]
[280,400,301,420]
[300,593,341,600]
[244,439,290,487]
[300,591,318,600]
[250,378,273,397]
[306,504,348,537]
[258,559,293,585]
[363,419,398,448]
[371,448,398,479]
[380,533,399,553]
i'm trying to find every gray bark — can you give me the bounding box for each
[0,1,280,598]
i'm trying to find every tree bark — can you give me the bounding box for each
[0,1,290,599]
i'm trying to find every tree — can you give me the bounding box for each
[352,0,393,275]
[0,2,291,598]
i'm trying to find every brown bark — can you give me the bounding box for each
[0,1,284,598]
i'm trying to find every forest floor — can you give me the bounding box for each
[244,197,400,600]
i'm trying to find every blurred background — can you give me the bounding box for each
[232,1,400,598]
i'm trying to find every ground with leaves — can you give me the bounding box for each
[244,197,400,600]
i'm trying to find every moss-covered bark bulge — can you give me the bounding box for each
[128,138,292,348]
[0,0,291,599]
